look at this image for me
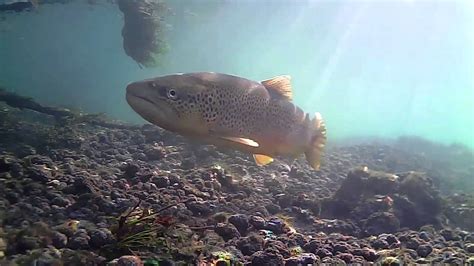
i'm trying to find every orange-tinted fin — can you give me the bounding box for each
[253,154,274,166]
[219,136,259,147]
[305,112,327,170]
[261,75,293,101]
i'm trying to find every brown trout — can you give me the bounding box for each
[126,72,326,169]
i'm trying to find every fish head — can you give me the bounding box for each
[126,73,208,134]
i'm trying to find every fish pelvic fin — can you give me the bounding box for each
[305,112,327,170]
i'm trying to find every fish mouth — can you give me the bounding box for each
[126,83,178,127]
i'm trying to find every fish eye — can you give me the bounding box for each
[148,82,157,88]
[167,88,178,100]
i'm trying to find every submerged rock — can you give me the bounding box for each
[320,167,444,235]
[214,223,240,241]
[251,249,284,266]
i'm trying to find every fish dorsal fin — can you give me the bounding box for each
[253,154,274,166]
[261,75,293,101]
[219,136,259,147]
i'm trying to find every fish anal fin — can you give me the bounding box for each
[219,136,259,147]
[261,75,293,101]
[253,154,274,166]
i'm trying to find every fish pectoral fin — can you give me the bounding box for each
[253,154,274,166]
[218,136,260,147]
[261,75,293,101]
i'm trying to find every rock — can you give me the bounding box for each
[303,240,322,253]
[315,248,332,258]
[90,228,114,248]
[284,257,301,266]
[337,252,354,263]
[251,250,284,266]
[180,158,196,169]
[416,244,433,257]
[186,200,212,216]
[214,223,240,241]
[371,239,389,250]
[397,172,442,228]
[151,175,170,188]
[168,173,181,184]
[51,231,68,248]
[298,253,319,264]
[117,255,144,266]
[385,234,399,245]
[440,229,461,241]
[60,249,106,265]
[264,217,286,234]
[26,166,51,183]
[333,243,350,253]
[364,212,400,235]
[67,236,90,250]
[121,163,139,178]
[228,214,249,234]
[249,216,266,230]
[15,144,36,157]
[265,203,281,215]
[51,196,70,207]
[465,243,474,253]
[404,237,421,250]
[144,145,166,160]
[16,235,40,252]
[418,231,431,241]
[285,253,319,266]
[20,247,62,265]
[0,155,15,172]
[353,247,379,262]
[236,234,264,256]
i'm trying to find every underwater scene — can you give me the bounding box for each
[0,0,473,265]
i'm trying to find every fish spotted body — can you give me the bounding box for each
[126,72,326,169]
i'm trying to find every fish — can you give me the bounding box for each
[125,72,327,170]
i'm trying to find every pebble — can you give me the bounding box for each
[315,248,332,258]
[151,175,170,188]
[90,228,114,248]
[249,216,266,230]
[68,235,90,250]
[251,250,284,266]
[236,235,264,256]
[51,231,68,248]
[214,223,241,241]
[416,244,433,257]
[465,243,474,253]
[228,214,249,234]
[117,255,143,266]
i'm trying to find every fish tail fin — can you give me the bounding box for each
[305,112,327,170]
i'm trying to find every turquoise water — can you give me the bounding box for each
[1,0,473,148]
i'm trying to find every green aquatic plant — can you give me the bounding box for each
[144,258,161,266]
[107,199,192,256]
